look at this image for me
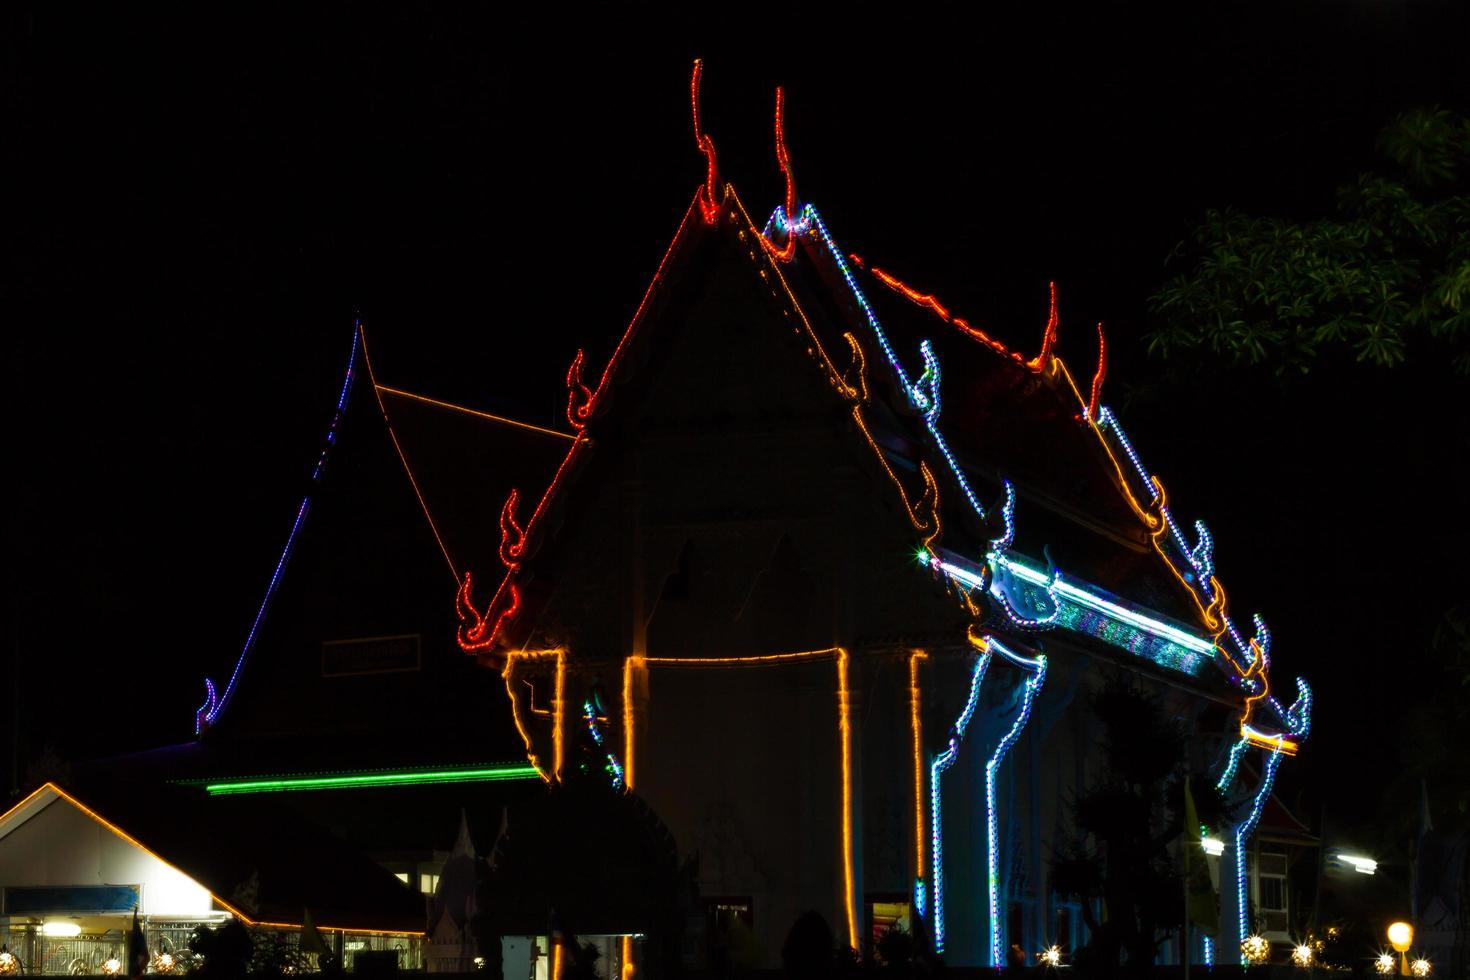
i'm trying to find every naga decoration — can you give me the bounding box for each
[565,349,594,430]
[457,489,528,656]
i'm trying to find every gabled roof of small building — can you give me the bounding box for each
[0,780,426,934]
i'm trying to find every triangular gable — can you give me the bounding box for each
[0,782,424,933]
[757,201,1306,736]
[454,185,962,661]
[192,327,527,759]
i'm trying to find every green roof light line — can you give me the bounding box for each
[203,764,542,795]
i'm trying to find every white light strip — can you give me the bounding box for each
[925,552,1217,656]
[1337,853,1377,875]
[1201,837,1226,857]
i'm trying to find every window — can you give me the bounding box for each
[420,873,439,895]
[1251,846,1289,935]
[702,898,753,971]
[865,898,912,958]
[394,873,409,885]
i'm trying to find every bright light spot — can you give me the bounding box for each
[0,952,18,977]
[1412,957,1432,977]
[1201,837,1226,856]
[1038,945,1063,968]
[103,959,123,976]
[1241,935,1270,965]
[1389,922,1414,952]
[1292,944,1314,968]
[1376,953,1397,975]
[40,922,82,938]
[1339,853,1377,874]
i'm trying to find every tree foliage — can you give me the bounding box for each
[1050,678,1230,975]
[1147,108,1470,373]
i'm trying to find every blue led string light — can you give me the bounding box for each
[196,327,359,734]
[928,647,994,954]
[771,195,1311,961]
[1218,678,1311,960]
[583,699,626,791]
[985,641,1047,968]
[918,552,1213,676]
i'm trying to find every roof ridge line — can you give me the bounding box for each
[374,384,576,441]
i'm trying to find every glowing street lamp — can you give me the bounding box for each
[1387,922,1414,976]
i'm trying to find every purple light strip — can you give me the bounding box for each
[196,326,360,734]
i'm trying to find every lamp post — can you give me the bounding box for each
[1387,922,1413,977]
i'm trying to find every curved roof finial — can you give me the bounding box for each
[691,59,720,225]
[1086,322,1107,421]
[1028,281,1060,370]
[761,86,801,261]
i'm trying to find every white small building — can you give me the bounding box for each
[0,781,426,974]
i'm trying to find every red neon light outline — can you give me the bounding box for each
[1027,281,1060,370]
[690,60,720,226]
[760,86,799,262]
[566,349,593,430]
[1087,322,1107,421]
[457,194,704,657]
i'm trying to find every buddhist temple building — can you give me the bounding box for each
[1,64,1315,974]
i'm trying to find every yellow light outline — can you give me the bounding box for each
[909,650,928,883]
[0,784,424,937]
[501,649,566,782]
[372,385,577,441]
[360,325,460,582]
[620,936,634,980]
[622,647,858,950]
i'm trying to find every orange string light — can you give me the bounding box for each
[371,384,574,440]
[0,784,425,937]
[621,648,858,950]
[909,650,928,883]
[500,649,566,782]
[361,325,460,580]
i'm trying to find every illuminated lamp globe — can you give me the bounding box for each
[1291,944,1314,968]
[1376,953,1396,975]
[156,953,176,974]
[1241,934,1270,965]
[103,958,123,976]
[0,952,17,977]
[1388,922,1414,953]
[1038,945,1063,968]
[1411,958,1431,977]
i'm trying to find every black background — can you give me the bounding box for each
[7,1,1469,852]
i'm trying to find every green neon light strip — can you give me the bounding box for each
[204,764,542,795]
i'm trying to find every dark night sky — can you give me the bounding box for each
[7,1,1469,846]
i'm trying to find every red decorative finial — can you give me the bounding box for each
[1086,322,1107,421]
[1028,281,1060,371]
[691,59,720,225]
[456,572,522,655]
[566,349,593,430]
[775,86,797,226]
[498,489,526,570]
[761,86,801,261]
